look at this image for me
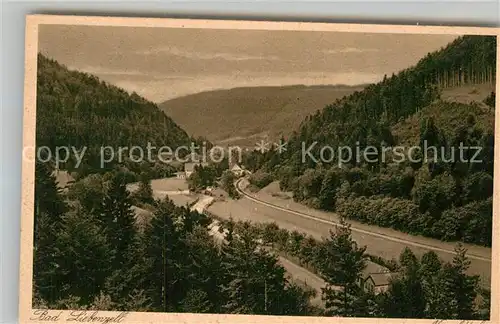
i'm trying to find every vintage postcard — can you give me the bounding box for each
[20,15,499,324]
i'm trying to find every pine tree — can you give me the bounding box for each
[52,208,113,305]
[33,160,66,303]
[220,224,284,314]
[440,243,479,319]
[34,161,66,227]
[133,175,154,205]
[352,289,382,317]
[382,248,426,318]
[219,221,309,315]
[180,227,225,313]
[142,198,183,311]
[318,218,367,316]
[179,207,211,235]
[279,282,318,316]
[100,172,136,267]
[121,289,153,312]
[179,289,213,313]
[419,251,444,318]
[476,288,491,320]
[102,235,151,310]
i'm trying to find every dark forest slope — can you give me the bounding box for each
[36,54,193,173]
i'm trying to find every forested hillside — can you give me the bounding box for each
[247,35,496,247]
[36,54,193,176]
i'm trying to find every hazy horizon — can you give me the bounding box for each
[39,25,458,103]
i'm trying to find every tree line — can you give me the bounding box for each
[186,162,240,198]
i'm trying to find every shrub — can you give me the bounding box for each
[248,170,274,188]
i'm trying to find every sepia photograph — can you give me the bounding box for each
[20,15,498,323]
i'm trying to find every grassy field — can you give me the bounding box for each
[392,83,495,146]
[150,177,189,192]
[440,83,495,105]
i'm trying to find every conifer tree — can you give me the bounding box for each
[142,198,182,311]
[100,172,136,267]
[318,168,339,211]
[34,161,66,226]
[381,248,426,318]
[220,223,283,314]
[318,218,367,316]
[440,243,479,319]
[102,234,150,310]
[219,221,312,315]
[133,175,154,205]
[52,208,113,305]
[419,251,443,318]
[180,227,225,313]
[33,160,66,303]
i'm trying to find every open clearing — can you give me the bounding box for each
[151,177,189,192]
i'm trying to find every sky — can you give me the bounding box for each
[38,25,458,103]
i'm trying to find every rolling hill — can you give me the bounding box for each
[159,84,366,147]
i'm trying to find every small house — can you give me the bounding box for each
[184,162,209,179]
[357,261,398,295]
[230,163,244,177]
[363,272,395,294]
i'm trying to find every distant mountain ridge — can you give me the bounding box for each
[160,84,366,147]
[37,54,193,173]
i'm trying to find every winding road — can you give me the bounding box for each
[206,178,492,287]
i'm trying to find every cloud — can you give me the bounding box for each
[323,47,380,54]
[67,65,147,77]
[65,66,194,82]
[136,46,280,62]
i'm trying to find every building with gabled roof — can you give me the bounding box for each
[357,261,398,295]
[363,272,397,294]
